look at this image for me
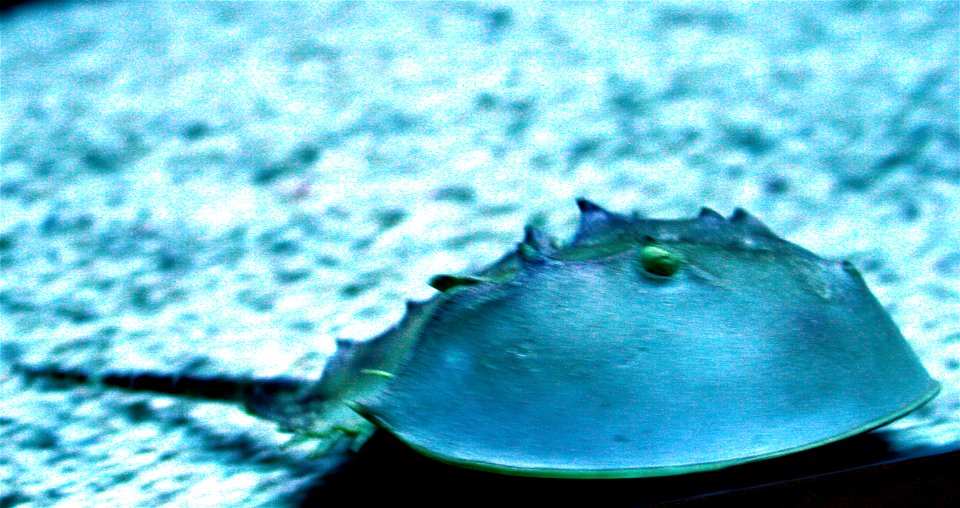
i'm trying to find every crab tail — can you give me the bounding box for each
[15,363,310,418]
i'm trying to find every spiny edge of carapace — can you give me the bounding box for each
[569,198,792,251]
[426,198,836,294]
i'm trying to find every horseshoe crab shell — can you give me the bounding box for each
[280,199,939,478]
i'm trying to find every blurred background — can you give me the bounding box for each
[1,2,957,506]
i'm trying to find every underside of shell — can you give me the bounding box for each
[273,199,939,477]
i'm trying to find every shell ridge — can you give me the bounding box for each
[522,225,554,253]
[698,207,726,222]
[729,207,777,238]
[572,198,632,247]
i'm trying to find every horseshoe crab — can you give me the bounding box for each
[19,199,939,478]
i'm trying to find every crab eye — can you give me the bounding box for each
[639,245,682,277]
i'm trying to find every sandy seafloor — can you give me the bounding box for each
[0,1,958,506]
